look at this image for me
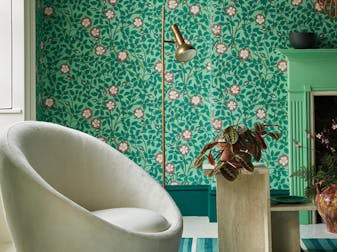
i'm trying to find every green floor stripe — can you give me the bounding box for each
[196,238,218,252]
[179,238,192,252]
[302,238,337,251]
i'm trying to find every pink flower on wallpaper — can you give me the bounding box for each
[256,108,267,119]
[168,90,180,100]
[134,107,144,119]
[44,98,55,108]
[97,136,107,143]
[206,62,211,71]
[81,17,92,28]
[40,41,45,51]
[164,72,174,82]
[104,9,115,20]
[314,1,324,12]
[60,64,70,74]
[278,155,289,167]
[118,142,129,153]
[212,118,222,130]
[277,60,287,72]
[211,24,222,36]
[190,5,201,16]
[117,51,128,62]
[255,14,266,25]
[168,0,179,10]
[109,0,117,4]
[226,6,237,17]
[239,49,250,60]
[190,95,202,106]
[105,100,116,111]
[133,17,143,28]
[108,85,119,96]
[226,100,238,111]
[291,0,303,6]
[184,38,192,45]
[91,118,101,129]
[81,108,92,119]
[182,129,192,140]
[44,7,54,17]
[90,27,101,39]
[230,84,240,96]
[155,153,163,164]
[179,144,190,155]
[215,43,227,54]
[170,181,180,185]
[165,163,175,174]
[154,62,163,73]
[95,45,106,56]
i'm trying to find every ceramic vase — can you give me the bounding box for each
[315,182,337,233]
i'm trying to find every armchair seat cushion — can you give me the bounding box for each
[92,207,170,233]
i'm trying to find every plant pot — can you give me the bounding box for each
[289,32,316,49]
[315,182,337,233]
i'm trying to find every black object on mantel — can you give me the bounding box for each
[289,32,316,49]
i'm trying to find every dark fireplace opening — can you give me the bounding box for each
[314,96,337,134]
[313,95,337,223]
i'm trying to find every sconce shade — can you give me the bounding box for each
[171,24,197,62]
[175,44,197,62]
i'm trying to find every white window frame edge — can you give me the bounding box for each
[0,0,25,115]
[3,0,25,116]
[24,0,36,120]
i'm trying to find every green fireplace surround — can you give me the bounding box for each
[280,49,337,223]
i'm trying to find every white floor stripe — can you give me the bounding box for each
[191,237,197,252]
[183,216,218,238]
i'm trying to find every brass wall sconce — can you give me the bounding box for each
[161,6,197,187]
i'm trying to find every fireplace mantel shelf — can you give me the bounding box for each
[279,48,337,62]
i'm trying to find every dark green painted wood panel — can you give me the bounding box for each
[166,185,209,216]
[167,185,289,222]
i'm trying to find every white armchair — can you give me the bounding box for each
[0,121,182,252]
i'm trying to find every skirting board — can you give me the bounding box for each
[166,185,209,217]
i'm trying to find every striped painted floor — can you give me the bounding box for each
[181,219,337,252]
[180,238,337,252]
[302,239,337,251]
[179,238,218,252]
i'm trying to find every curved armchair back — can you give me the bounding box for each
[0,121,182,252]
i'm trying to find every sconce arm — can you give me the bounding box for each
[164,40,176,44]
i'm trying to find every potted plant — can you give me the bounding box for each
[194,122,281,181]
[292,117,337,233]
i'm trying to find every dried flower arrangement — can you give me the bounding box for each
[292,117,337,199]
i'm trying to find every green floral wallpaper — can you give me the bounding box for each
[36,0,337,189]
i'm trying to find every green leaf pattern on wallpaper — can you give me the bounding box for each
[36,0,337,189]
